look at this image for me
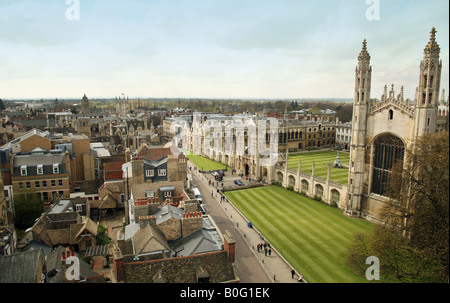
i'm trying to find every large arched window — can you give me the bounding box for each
[371,134,405,196]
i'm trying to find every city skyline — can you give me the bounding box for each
[0,0,449,101]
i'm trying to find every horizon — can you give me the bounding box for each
[0,0,449,100]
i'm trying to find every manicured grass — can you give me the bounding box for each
[225,185,373,283]
[288,151,350,185]
[184,151,229,171]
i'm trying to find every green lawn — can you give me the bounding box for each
[225,185,373,283]
[184,151,229,171]
[288,151,350,185]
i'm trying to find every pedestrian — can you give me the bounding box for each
[268,249,271,256]
[298,273,304,283]
[211,191,213,197]
[209,180,211,186]
[264,248,267,256]
[291,269,295,279]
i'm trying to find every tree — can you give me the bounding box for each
[97,224,111,245]
[13,190,44,231]
[347,131,449,282]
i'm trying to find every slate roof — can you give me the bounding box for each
[171,228,223,257]
[0,249,46,283]
[153,205,183,225]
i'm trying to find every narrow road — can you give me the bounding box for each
[190,166,272,283]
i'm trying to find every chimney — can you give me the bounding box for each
[125,148,131,162]
[64,151,71,178]
[9,154,14,175]
[112,245,125,282]
[223,231,236,264]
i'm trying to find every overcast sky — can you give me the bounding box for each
[0,0,448,101]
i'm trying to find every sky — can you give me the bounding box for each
[0,0,448,101]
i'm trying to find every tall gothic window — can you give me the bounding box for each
[371,134,405,196]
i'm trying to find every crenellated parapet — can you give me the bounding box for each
[369,84,415,117]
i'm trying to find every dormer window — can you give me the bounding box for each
[145,169,154,177]
[53,164,59,174]
[37,164,43,175]
[21,165,27,176]
[158,169,167,176]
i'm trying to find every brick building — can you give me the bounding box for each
[10,149,71,200]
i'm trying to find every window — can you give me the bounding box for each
[371,134,405,196]
[18,182,23,189]
[53,164,59,174]
[145,169,154,177]
[164,191,172,198]
[119,193,125,203]
[26,182,31,189]
[158,169,167,176]
[37,164,43,175]
[58,191,64,197]
[35,181,40,188]
[76,204,83,212]
[21,165,27,176]
[146,190,155,198]
[389,109,393,120]
[58,180,63,187]
[51,180,56,187]
[42,181,47,188]
[43,192,48,201]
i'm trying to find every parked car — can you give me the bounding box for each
[234,180,244,186]
[212,171,224,180]
[199,204,206,214]
[193,187,202,203]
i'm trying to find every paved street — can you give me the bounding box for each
[188,162,304,283]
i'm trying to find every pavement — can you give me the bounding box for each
[188,162,306,283]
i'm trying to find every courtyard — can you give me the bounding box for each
[287,150,350,185]
[184,151,230,172]
[224,185,373,283]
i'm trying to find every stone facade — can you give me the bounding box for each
[346,28,448,221]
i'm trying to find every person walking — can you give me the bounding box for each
[291,269,295,279]
[298,273,304,283]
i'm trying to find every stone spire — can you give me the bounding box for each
[424,27,440,55]
[358,39,371,62]
[440,89,446,106]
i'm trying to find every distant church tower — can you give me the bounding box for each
[414,27,442,138]
[347,39,372,216]
[81,94,90,116]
